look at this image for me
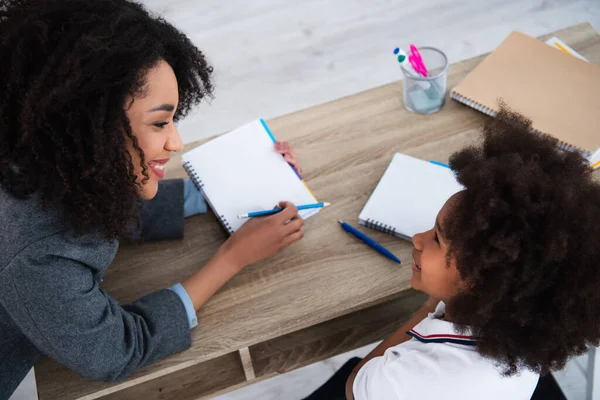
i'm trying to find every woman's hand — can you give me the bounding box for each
[217,201,304,272]
[182,202,304,310]
[275,141,302,176]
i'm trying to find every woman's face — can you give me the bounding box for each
[125,60,183,200]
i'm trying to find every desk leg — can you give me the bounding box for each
[239,347,256,381]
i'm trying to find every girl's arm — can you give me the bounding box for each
[345,297,439,400]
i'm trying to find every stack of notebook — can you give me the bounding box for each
[450,31,600,162]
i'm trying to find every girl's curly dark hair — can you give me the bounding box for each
[0,0,213,240]
[445,106,600,375]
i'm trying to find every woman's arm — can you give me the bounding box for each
[0,234,192,382]
[0,202,304,384]
[181,202,304,310]
[132,179,187,241]
[131,179,207,242]
[345,297,439,400]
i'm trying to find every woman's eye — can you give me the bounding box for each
[433,231,439,243]
[154,122,169,128]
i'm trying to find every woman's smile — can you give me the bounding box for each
[148,159,169,179]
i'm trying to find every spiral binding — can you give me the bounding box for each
[364,218,397,236]
[450,92,591,159]
[182,161,204,191]
[450,92,497,117]
[530,127,589,156]
[182,161,234,234]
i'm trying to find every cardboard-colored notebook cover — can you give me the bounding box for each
[451,31,600,155]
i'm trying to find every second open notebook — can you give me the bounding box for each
[359,153,463,240]
[182,119,319,234]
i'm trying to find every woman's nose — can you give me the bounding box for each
[166,125,183,152]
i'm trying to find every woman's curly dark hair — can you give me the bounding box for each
[445,106,600,375]
[0,0,213,240]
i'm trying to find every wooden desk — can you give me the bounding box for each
[36,23,600,400]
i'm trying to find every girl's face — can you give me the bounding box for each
[125,60,183,200]
[411,192,464,303]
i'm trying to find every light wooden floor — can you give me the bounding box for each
[11,0,600,399]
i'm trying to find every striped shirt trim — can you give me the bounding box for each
[407,329,476,346]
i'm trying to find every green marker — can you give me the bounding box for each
[394,47,431,91]
[394,47,408,64]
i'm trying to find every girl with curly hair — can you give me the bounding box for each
[0,0,305,397]
[339,108,600,399]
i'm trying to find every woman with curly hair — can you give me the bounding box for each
[0,0,305,397]
[344,108,600,399]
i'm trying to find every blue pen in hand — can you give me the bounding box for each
[338,221,401,264]
[238,202,330,219]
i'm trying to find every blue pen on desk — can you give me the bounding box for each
[338,220,401,264]
[238,202,330,219]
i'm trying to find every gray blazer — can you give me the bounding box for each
[0,180,191,399]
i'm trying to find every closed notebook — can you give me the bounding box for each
[358,153,463,240]
[182,119,319,234]
[451,31,600,159]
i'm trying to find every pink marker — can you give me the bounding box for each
[408,44,428,77]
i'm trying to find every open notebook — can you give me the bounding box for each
[358,153,463,240]
[450,31,600,160]
[182,119,319,234]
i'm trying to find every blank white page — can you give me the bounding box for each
[182,120,318,233]
[358,153,463,240]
